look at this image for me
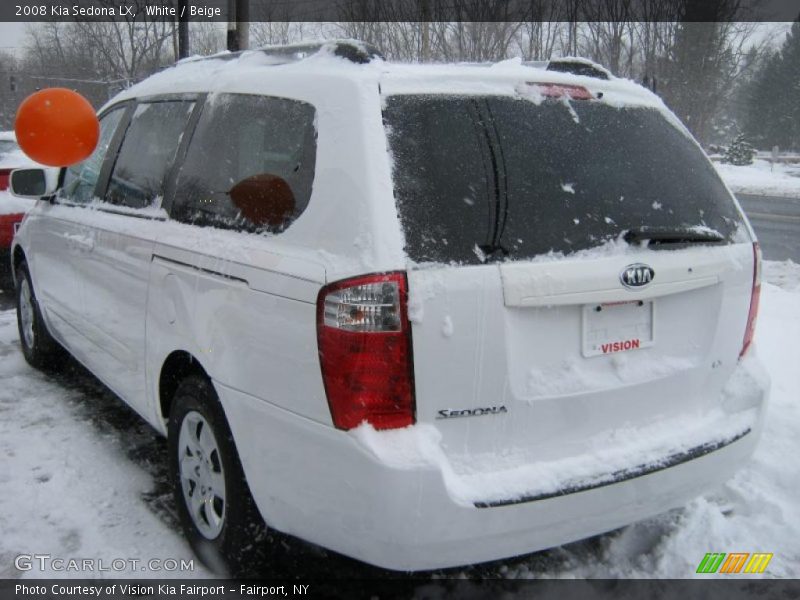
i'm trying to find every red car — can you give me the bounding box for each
[0,132,38,269]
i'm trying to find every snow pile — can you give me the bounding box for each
[0,313,209,579]
[716,159,800,198]
[763,259,800,292]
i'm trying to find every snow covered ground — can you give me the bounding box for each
[0,313,210,579]
[715,159,800,198]
[0,261,798,580]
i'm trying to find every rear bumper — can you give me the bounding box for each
[217,358,768,571]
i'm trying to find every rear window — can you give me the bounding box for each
[383,94,744,265]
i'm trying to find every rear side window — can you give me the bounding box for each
[384,95,745,264]
[61,107,125,204]
[171,93,317,234]
[105,101,195,209]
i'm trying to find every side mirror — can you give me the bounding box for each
[10,168,61,199]
[228,174,296,229]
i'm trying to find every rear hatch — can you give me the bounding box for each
[382,85,757,504]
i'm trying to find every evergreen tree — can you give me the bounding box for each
[723,133,756,165]
[743,19,800,150]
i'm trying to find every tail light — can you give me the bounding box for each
[739,242,761,359]
[0,169,10,191]
[316,271,415,430]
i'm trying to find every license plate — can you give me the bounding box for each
[582,300,654,357]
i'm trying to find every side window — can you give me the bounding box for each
[171,93,317,234]
[60,107,125,204]
[105,101,195,209]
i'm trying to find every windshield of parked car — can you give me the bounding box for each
[383,94,745,265]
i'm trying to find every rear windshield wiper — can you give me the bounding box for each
[624,226,726,246]
[476,243,509,263]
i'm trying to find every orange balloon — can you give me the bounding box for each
[14,88,100,167]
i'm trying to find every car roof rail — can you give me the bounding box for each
[184,39,384,66]
[544,57,611,80]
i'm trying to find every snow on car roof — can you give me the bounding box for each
[105,40,663,113]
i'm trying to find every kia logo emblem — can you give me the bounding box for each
[620,263,655,288]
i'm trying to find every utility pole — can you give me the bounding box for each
[420,0,430,62]
[227,0,249,52]
[177,0,190,59]
[237,0,249,50]
[227,0,238,51]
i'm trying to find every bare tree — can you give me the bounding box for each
[72,1,176,81]
[659,14,760,143]
[0,50,20,128]
[189,22,225,56]
[21,22,112,105]
[582,1,637,75]
[515,0,565,61]
[560,0,583,56]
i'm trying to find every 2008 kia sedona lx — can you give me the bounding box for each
[9,41,769,575]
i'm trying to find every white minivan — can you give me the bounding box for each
[10,41,768,575]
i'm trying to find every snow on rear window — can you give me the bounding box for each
[383,94,745,265]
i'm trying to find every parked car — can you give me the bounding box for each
[0,132,38,277]
[10,41,768,575]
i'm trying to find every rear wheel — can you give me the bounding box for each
[15,260,65,371]
[168,375,269,577]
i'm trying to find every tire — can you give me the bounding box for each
[168,375,269,577]
[15,260,66,371]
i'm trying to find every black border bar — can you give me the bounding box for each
[2,579,800,600]
[2,0,800,23]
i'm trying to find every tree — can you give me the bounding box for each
[24,1,177,81]
[70,2,176,82]
[658,15,758,145]
[723,133,756,165]
[0,51,20,128]
[742,18,800,151]
[583,1,637,76]
[189,22,224,56]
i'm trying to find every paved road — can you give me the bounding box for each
[736,194,800,262]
